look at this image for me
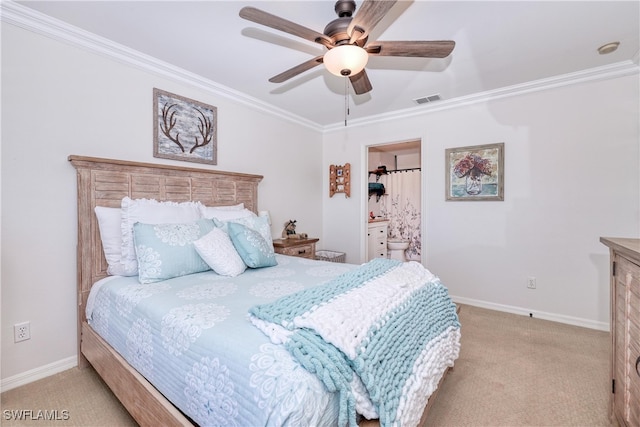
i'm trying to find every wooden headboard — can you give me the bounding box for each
[68,155,263,326]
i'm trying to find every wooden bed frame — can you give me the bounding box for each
[69,155,447,427]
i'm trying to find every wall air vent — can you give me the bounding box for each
[413,94,441,105]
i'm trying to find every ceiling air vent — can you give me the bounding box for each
[413,94,441,105]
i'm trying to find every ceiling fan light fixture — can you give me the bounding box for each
[323,45,369,77]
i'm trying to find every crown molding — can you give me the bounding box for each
[324,59,640,132]
[3,1,637,134]
[1,1,324,133]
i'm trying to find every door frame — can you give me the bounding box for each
[361,138,425,264]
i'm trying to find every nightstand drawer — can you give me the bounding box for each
[272,238,319,260]
[277,244,315,259]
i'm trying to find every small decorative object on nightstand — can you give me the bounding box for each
[282,219,297,238]
[273,237,319,260]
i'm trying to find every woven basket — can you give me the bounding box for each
[315,250,346,263]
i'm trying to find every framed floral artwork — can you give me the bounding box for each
[445,143,504,201]
[153,88,217,165]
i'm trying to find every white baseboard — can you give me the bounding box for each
[1,356,77,393]
[452,296,609,332]
[0,297,609,393]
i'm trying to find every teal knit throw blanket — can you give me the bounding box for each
[249,258,460,427]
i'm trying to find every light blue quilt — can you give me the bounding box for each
[87,255,459,427]
[86,254,357,426]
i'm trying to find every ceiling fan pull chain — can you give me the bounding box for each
[344,77,349,126]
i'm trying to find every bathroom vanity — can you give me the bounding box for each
[367,220,389,261]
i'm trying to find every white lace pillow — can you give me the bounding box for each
[199,206,256,221]
[94,206,129,276]
[200,203,244,211]
[120,197,203,275]
[193,228,247,277]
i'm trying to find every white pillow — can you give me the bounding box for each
[94,206,131,276]
[201,203,244,211]
[199,206,256,221]
[121,197,203,275]
[193,228,247,277]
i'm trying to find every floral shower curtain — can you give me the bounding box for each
[379,169,421,261]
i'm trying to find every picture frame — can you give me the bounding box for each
[153,88,217,165]
[445,143,504,201]
[329,163,351,197]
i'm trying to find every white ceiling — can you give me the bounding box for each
[14,1,640,128]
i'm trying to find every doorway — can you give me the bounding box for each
[366,139,422,262]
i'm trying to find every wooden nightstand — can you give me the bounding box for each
[272,238,319,259]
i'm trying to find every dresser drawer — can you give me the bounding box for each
[367,221,389,261]
[372,249,387,258]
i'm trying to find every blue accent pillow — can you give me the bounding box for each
[229,215,274,247]
[227,222,277,269]
[133,218,215,283]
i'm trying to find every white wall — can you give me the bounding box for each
[1,23,323,385]
[322,74,639,330]
[2,7,638,390]
[396,152,420,170]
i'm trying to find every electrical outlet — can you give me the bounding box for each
[527,277,537,289]
[14,321,30,343]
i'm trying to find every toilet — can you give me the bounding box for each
[387,239,410,262]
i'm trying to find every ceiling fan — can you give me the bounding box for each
[239,0,455,95]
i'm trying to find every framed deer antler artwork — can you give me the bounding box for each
[153,88,217,165]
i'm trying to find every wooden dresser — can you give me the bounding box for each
[273,238,319,260]
[600,237,640,427]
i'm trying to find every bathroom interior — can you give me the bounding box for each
[367,140,421,262]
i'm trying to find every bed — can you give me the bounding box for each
[69,155,460,427]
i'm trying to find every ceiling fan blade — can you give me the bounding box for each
[348,0,397,44]
[366,40,455,58]
[349,70,373,95]
[269,56,324,83]
[240,7,333,48]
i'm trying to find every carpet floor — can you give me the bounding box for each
[1,304,613,426]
